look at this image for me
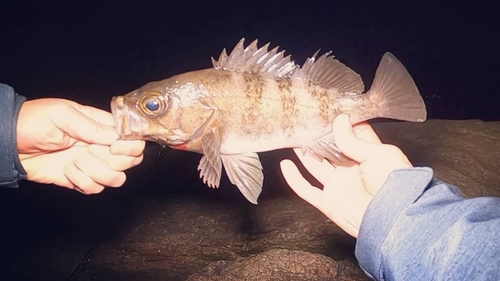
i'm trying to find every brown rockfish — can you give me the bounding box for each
[110,38,427,204]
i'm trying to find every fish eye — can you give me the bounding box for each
[139,91,166,116]
[145,99,160,111]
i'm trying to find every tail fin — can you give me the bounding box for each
[364,52,427,122]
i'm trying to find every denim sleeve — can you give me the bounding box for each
[0,83,27,187]
[355,167,500,280]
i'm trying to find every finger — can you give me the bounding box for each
[77,104,116,126]
[333,114,382,163]
[280,159,325,213]
[100,153,143,172]
[73,150,126,188]
[62,100,116,127]
[22,156,77,190]
[63,163,105,194]
[292,148,336,184]
[110,140,146,156]
[351,122,381,143]
[54,105,118,145]
[89,144,144,171]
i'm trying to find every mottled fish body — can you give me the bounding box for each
[111,38,427,204]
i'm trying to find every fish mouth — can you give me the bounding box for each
[110,96,148,140]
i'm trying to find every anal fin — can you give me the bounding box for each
[302,133,357,167]
[221,153,264,205]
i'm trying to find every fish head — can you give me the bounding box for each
[110,76,216,151]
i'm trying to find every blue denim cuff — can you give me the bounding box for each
[0,83,27,187]
[354,167,434,278]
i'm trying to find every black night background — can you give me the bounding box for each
[0,1,498,280]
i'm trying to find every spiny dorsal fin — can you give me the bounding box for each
[211,38,298,78]
[213,38,365,94]
[296,50,365,94]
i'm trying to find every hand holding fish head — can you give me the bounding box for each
[110,79,218,152]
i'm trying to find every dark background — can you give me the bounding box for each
[0,0,498,279]
[1,1,499,120]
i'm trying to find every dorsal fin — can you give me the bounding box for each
[296,50,365,94]
[212,38,365,94]
[211,38,298,78]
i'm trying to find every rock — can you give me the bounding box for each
[372,119,500,198]
[186,249,367,281]
[245,197,356,261]
[77,197,250,281]
[76,195,361,280]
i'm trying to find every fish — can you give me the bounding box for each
[110,38,427,204]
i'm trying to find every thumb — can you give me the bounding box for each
[55,105,119,145]
[333,114,379,163]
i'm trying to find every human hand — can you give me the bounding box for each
[280,114,412,237]
[16,98,145,194]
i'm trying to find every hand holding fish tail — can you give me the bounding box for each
[280,114,412,238]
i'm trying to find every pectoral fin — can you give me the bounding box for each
[221,153,264,205]
[197,128,223,188]
[302,133,357,167]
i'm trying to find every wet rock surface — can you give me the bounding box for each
[1,119,499,280]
